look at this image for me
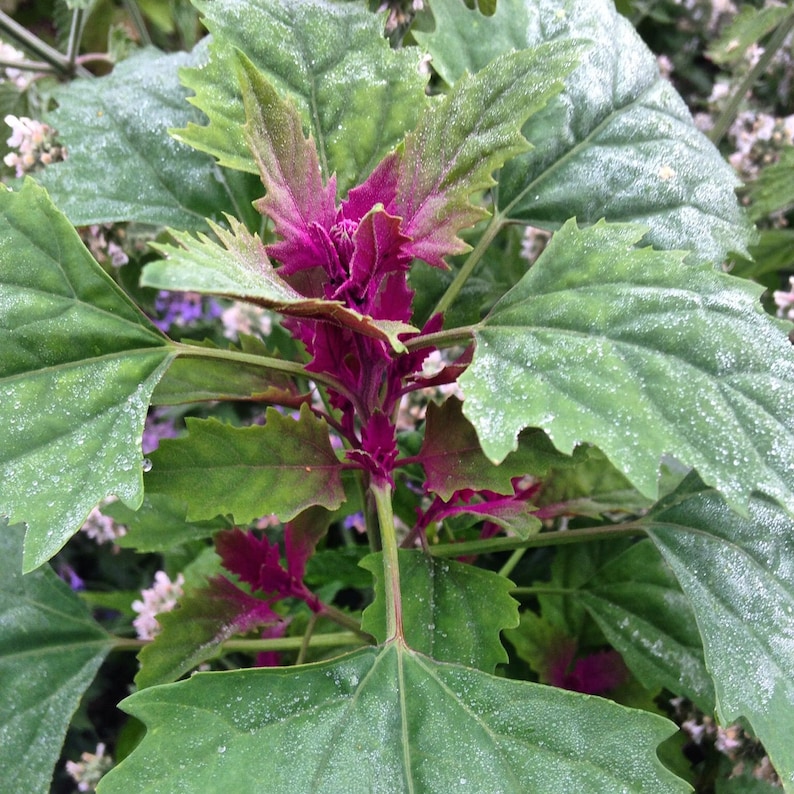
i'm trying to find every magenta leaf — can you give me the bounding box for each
[435,498,541,541]
[419,397,584,501]
[135,575,282,688]
[145,218,417,352]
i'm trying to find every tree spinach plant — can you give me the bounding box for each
[2,0,794,791]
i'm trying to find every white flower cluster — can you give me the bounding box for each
[131,571,185,641]
[0,41,35,90]
[65,743,114,792]
[221,301,273,341]
[773,275,794,322]
[80,498,127,545]
[4,114,66,177]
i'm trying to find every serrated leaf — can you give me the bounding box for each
[98,641,688,794]
[145,405,345,524]
[0,179,175,570]
[135,576,279,689]
[394,40,585,268]
[707,5,794,67]
[744,146,794,221]
[578,540,715,713]
[419,396,582,500]
[460,219,794,516]
[644,483,794,791]
[174,0,428,194]
[145,218,416,352]
[0,520,114,793]
[106,493,227,553]
[416,0,753,266]
[38,46,253,230]
[360,550,518,672]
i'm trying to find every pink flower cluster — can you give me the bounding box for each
[3,114,65,177]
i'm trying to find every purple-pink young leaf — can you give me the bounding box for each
[284,506,334,583]
[216,528,291,597]
[237,51,336,274]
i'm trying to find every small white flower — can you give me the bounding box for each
[65,743,114,792]
[132,571,185,640]
[80,498,127,545]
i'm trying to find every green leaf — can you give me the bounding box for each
[145,218,416,352]
[0,520,114,793]
[135,576,276,689]
[393,40,586,268]
[416,0,753,266]
[98,642,688,794]
[644,483,794,791]
[150,350,307,407]
[0,179,175,570]
[419,396,583,501]
[578,540,715,713]
[360,550,518,672]
[145,404,345,524]
[174,0,428,194]
[707,5,794,67]
[744,146,794,221]
[460,219,794,516]
[106,493,227,553]
[38,46,254,230]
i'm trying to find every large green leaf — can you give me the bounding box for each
[578,540,714,713]
[37,46,254,230]
[360,550,518,672]
[0,179,175,570]
[460,219,794,516]
[145,405,345,523]
[415,0,753,266]
[644,482,794,791]
[0,521,114,793]
[98,641,688,793]
[145,218,416,352]
[174,0,428,194]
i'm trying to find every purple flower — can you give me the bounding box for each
[152,290,223,332]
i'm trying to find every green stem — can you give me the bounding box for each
[709,9,794,146]
[429,522,646,558]
[171,340,363,414]
[511,586,576,598]
[497,547,527,579]
[402,324,478,354]
[122,0,152,47]
[65,8,86,73]
[0,11,91,78]
[372,481,403,641]
[111,632,366,654]
[321,603,372,640]
[431,213,505,318]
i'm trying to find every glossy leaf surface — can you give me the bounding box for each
[360,550,518,672]
[644,484,794,790]
[145,405,345,524]
[99,642,687,793]
[0,180,174,570]
[39,46,249,230]
[460,220,794,516]
[415,0,753,266]
[578,540,714,712]
[175,0,428,193]
[0,521,113,793]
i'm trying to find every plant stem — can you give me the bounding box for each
[171,340,364,414]
[429,522,646,558]
[497,547,527,579]
[709,9,794,146]
[122,0,152,47]
[431,212,505,318]
[372,481,403,641]
[111,632,366,654]
[0,11,91,78]
[402,324,478,353]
